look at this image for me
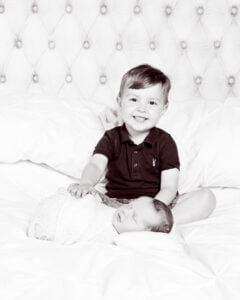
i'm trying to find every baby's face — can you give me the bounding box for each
[118,84,167,135]
[112,196,163,234]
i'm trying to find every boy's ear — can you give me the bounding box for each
[163,102,169,111]
[160,103,168,117]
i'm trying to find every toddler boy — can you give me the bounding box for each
[68,64,216,226]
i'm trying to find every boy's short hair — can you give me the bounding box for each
[150,199,174,233]
[119,64,171,104]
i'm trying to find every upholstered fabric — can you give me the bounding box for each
[0,0,239,106]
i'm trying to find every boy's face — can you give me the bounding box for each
[112,196,163,233]
[118,84,167,136]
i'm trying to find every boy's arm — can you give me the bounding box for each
[154,168,179,206]
[80,153,108,185]
[68,153,108,198]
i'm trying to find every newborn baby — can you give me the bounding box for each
[28,189,173,245]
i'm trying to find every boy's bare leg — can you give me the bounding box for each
[172,188,216,225]
[96,191,123,208]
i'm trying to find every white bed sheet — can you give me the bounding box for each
[0,161,240,300]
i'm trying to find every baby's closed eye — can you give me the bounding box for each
[132,213,138,223]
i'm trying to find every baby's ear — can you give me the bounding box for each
[163,224,171,233]
[117,96,121,106]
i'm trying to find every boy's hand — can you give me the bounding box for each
[99,107,121,130]
[67,183,96,198]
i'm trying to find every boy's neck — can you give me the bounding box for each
[125,125,150,145]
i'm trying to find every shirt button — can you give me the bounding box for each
[133,163,138,167]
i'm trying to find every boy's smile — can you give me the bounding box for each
[118,84,167,139]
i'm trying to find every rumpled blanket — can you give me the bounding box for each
[27,189,117,244]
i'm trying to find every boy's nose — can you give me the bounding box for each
[137,107,146,113]
[137,103,147,112]
[135,100,147,111]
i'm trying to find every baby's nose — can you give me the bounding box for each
[122,206,132,217]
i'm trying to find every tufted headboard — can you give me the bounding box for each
[0,0,240,107]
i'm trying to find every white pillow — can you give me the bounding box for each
[157,100,221,193]
[0,93,104,178]
[190,99,240,188]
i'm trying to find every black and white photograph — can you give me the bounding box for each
[0,0,240,299]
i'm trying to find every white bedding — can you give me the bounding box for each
[27,190,117,245]
[0,161,240,300]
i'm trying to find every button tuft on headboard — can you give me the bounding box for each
[133,4,141,15]
[99,74,107,84]
[65,73,72,83]
[149,41,156,50]
[195,76,202,85]
[65,3,72,14]
[0,74,6,83]
[15,39,23,49]
[48,40,55,49]
[32,73,39,83]
[165,5,172,16]
[180,40,187,50]
[0,4,5,14]
[227,76,235,86]
[83,40,90,49]
[213,40,221,49]
[100,4,108,15]
[32,3,38,14]
[196,6,204,16]
[115,41,123,51]
[230,5,238,17]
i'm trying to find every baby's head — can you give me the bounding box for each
[112,196,173,234]
[117,64,171,134]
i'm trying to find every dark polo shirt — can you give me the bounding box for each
[93,124,180,199]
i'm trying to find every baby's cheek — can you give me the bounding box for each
[119,222,133,233]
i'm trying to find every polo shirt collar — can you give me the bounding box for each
[120,124,155,147]
[119,124,130,143]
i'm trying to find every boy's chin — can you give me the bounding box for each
[125,123,152,133]
[127,119,157,128]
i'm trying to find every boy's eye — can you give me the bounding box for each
[149,100,158,105]
[129,98,137,102]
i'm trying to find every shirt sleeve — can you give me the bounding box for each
[93,130,114,160]
[159,134,180,171]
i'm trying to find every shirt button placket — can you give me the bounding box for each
[132,149,140,178]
